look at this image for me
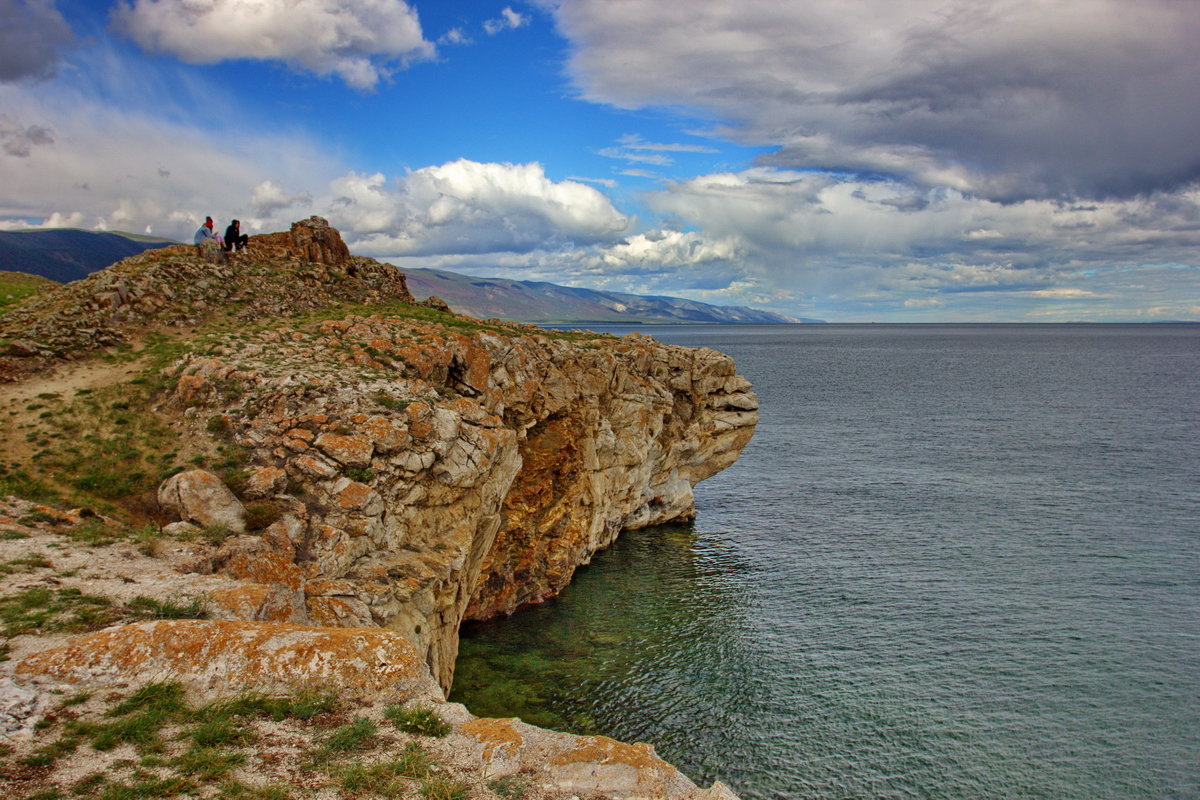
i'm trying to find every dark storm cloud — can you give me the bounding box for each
[551,0,1200,201]
[0,0,73,82]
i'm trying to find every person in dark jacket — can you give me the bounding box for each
[224,219,249,252]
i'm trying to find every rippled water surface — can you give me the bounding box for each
[451,324,1200,800]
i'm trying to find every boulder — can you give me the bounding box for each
[158,469,247,533]
[456,717,701,800]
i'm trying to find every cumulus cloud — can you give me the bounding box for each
[326,159,630,257]
[251,180,312,213]
[484,7,528,35]
[0,0,73,82]
[621,167,1200,317]
[551,0,1200,200]
[112,0,434,90]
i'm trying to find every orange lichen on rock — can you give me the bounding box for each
[15,620,443,701]
[459,717,524,761]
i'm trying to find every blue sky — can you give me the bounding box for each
[1,0,1198,322]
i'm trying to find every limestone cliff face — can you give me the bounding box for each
[1,216,757,693]
[168,316,757,690]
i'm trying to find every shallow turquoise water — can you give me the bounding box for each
[451,324,1200,800]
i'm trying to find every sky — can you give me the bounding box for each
[1,0,1198,322]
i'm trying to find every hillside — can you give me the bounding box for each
[0,227,813,324]
[0,218,750,800]
[403,267,818,324]
[0,229,178,283]
[0,271,56,316]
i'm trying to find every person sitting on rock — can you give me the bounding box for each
[193,216,216,247]
[223,219,249,252]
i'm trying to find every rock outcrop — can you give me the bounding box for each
[10,618,735,799]
[163,314,757,690]
[0,219,757,799]
[0,217,413,379]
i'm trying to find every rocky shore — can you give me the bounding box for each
[0,219,757,799]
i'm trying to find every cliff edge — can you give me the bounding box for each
[0,218,756,799]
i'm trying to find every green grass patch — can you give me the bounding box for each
[203,689,340,722]
[0,586,120,641]
[170,746,247,780]
[125,595,207,620]
[334,741,431,793]
[214,781,291,800]
[487,775,532,799]
[189,717,252,748]
[317,716,378,755]
[0,552,52,574]
[419,775,471,800]
[385,705,451,738]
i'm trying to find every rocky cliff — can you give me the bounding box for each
[0,218,756,799]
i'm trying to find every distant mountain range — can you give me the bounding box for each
[401,267,819,324]
[0,229,177,283]
[0,228,818,324]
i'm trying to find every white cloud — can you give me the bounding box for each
[0,81,337,241]
[399,167,1196,320]
[0,0,73,82]
[597,146,671,166]
[328,160,630,256]
[616,134,717,154]
[484,6,528,35]
[251,180,312,214]
[112,0,435,90]
[551,0,1200,200]
[439,27,470,45]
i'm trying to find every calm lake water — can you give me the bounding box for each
[451,324,1200,800]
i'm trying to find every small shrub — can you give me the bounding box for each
[385,705,451,738]
[206,415,231,436]
[344,467,374,483]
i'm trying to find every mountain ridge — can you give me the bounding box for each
[402,266,821,324]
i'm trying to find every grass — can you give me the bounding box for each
[316,716,378,755]
[487,775,532,799]
[334,741,431,793]
[420,775,471,800]
[385,705,452,738]
[0,552,52,574]
[0,679,491,800]
[125,595,207,620]
[0,586,121,641]
[0,270,54,316]
[202,688,340,722]
[170,746,247,780]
